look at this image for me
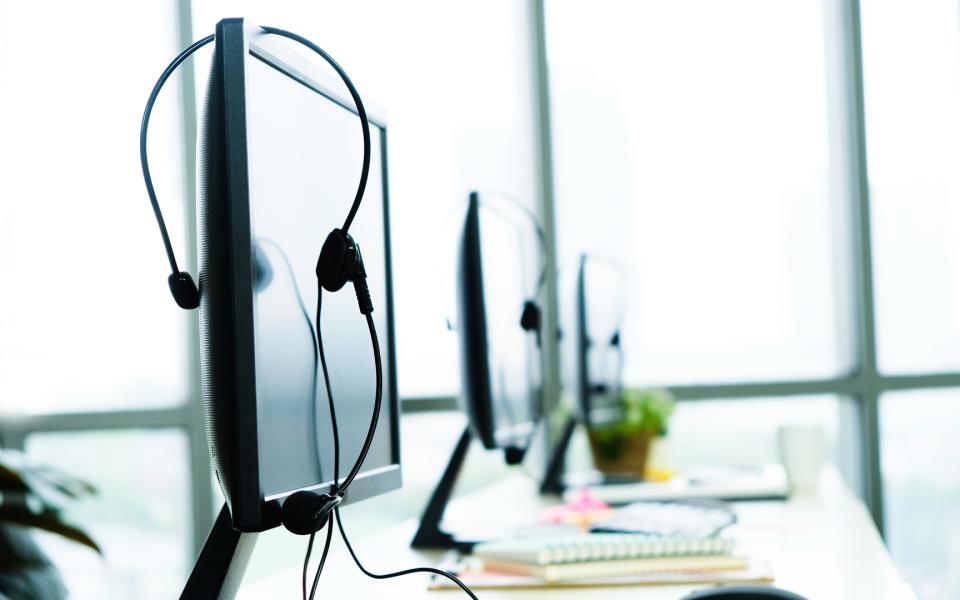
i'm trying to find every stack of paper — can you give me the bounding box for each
[428,533,773,591]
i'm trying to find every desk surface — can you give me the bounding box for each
[237,469,916,600]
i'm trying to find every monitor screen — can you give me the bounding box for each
[245,55,396,500]
[577,255,626,424]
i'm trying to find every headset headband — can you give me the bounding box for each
[139,26,371,310]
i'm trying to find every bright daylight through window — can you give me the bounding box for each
[1,0,958,598]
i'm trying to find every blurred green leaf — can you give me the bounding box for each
[0,507,101,554]
[0,451,99,554]
[590,388,676,439]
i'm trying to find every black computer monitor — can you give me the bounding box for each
[456,191,543,461]
[412,191,544,550]
[575,254,625,426]
[197,19,400,534]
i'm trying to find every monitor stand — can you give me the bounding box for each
[538,413,577,495]
[180,504,258,599]
[412,416,580,551]
[411,426,477,552]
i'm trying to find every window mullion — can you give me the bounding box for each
[828,0,884,533]
[174,0,214,558]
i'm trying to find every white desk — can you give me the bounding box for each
[237,469,916,599]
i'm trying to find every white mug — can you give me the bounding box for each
[777,424,826,495]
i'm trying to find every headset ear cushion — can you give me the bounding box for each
[520,300,541,332]
[252,243,274,292]
[281,490,341,535]
[316,229,356,292]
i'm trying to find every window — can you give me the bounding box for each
[667,396,844,469]
[862,2,960,596]
[546,0,847,386]
[0,1,208,596]
[861,0,960,375]
[0,0,191,414]
[26,430,191,600]
[0,1,204,595]
[544,2,960,599]
[881,389,960,599]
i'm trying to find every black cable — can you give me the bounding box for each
[334,508,478,599]
[308,518,335,600]
[301,532,315,600]
[260,26,371,236]
[315,296,381,498]
[316,298,477,598]
[338,313,383,492]
[316,289,341,485]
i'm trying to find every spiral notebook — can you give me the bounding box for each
[472,533,735,566]
[483,554,749,582]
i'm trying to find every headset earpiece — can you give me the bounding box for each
[168,271,200,310]
[316,229,357,292]
[252,243,274,292]
[280,490,343,536]
[316,228,374,315]
[519,300,541,332]
[610,330,621,347]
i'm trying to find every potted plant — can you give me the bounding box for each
[0,450,100,600]
[587,388,676,480]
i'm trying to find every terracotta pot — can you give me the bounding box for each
[588,429,654,479]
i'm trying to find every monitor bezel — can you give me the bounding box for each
[456,191,542,455]
[214,18,401,532]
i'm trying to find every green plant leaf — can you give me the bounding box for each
[0,507,101,555]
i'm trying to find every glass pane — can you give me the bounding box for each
[0,1,191,412]
[26,429,192,600]
[558,394,849,489]
[881,389,960,599]
[666,395,844,470]
[546,0,848,385]
[191,1,540,398]
[861,0,960,374]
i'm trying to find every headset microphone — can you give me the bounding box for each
[168,271,201,309]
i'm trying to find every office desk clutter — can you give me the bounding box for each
[590,500,737,537]
[430,528,773,591]
[426,493,769,591]
[565,465,790,506]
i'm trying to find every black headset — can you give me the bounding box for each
[140,26,373,538]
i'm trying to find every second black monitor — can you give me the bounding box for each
[456,191,543,462]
